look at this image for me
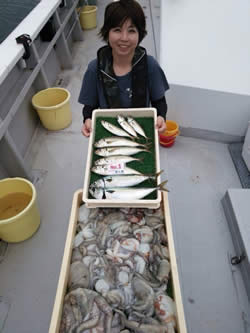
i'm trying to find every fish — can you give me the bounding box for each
[91,165,142,176]
[94,137,148,148]
[89,180,169,200]
[94,155,143,166]
[127,117,148,139]
[117,115,138,137]
[101,120,133,138]
[95,147,150,157]
[91,170,163,188]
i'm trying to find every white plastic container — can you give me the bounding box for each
[82,108,162,208]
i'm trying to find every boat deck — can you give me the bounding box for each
[0,0,249,332]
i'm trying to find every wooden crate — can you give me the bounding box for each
[82,108,162,209]
[49,190,187,333]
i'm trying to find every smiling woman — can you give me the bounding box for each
[108,19,139,76]
[78,0,170,137]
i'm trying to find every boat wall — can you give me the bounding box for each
[0,0,83,180]
[166,84,249,143]
[160,0,250,141]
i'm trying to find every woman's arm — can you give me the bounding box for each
[78,59,99,137]
[152,96,167,133]
[82,105,95,122]
[147,56,169,133]
[81,118,92,137]
[151,96,168,119]
[81,105,96,137]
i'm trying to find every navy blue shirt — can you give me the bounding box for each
[78,55,169,109]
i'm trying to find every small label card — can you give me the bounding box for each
[106,163,125,174]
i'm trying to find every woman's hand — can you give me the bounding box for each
[81,119,92,137]
[156,116,166,133]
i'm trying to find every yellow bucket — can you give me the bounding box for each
[0,178,40,243]
[80,5,97,30]
[32,87,72,130]
[165,120,179,136]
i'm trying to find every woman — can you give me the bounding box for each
[79,0,169,137]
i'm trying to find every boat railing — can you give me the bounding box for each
[0,0,83,180]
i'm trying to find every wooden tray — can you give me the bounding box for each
[49,190,187,333]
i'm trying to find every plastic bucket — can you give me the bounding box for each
[160,132,179,143]
[0,178,40,242]
[159,120,180,147]
[80,6,97,30]
[165,120,179,136]
[160,139,175,148]
[32,88,72,130]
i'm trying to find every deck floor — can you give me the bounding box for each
[0,1,250,332]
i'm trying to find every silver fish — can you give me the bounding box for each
[95,147,150,157]
[101,120,133,138]
[127,117,148,139]
[89,180,168,200]
[94,137,148,148]
[91,171,163,188]
[94,155,142,165]
[117,115,138,137]
[91,165,142,176]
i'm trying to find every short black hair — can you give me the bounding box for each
[99,0,147,44]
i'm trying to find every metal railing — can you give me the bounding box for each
[0,0,83,179]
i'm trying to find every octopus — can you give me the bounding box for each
[59,205,177,333]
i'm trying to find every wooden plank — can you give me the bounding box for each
[49,190,187,332]
[163,192,187,333]
[48,190,82,333]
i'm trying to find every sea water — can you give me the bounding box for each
[0,0,41,44]
[0,193,32,220]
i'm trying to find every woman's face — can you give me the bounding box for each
[108,18,139,58]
